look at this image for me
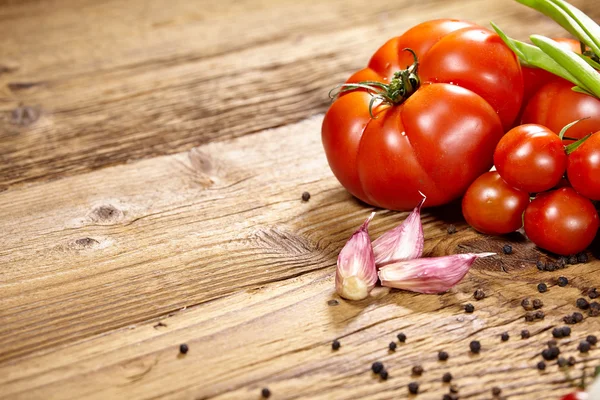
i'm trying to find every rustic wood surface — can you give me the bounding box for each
[1,0,600,399]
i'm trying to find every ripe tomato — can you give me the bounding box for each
[567,131,600,200]
[523,187,599,255]
[521,79,600,141]
[462,171,530,235]
[520,38,581,105]
[322,20,523,210]
[494,124,567,193]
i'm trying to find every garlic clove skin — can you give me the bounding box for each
[336,212,378,301]
[373,195,425,267]
[378,253,495,294]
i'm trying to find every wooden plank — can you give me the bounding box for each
[1,258,599,399]
[2,0,597,189]
[1,116,600,399]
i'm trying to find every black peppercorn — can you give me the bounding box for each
[532,299,544,309]
[521,329,531,339]
[380,370,389,380]
[576,298,590,310]
[502,244,512,255]
[332,340,341,350]
[372,362,384,374]
[568,356,577,366]
[557,277,569,287]
[563,315,576,324]
[442,372,453,383]
[547,340,558,348]
[261,388,271,398]
[492,387,502,396]
[525,312,535,322]
[412,365,424,376]
[470,340,481,354]
[538,283,548,293]
[179,343,189,354]
[443,395,452,400]
[474,289,486,300]
[558,256,568,268]
[534,310,545,320]
[408,382,419,394]
[542,347,560,361]
[301,191,310,202]
[536,260,546,270]
[397,332,407,342]
[501,332,509,342]
[561,326,571,337]
[573,312,584,323]
[545,262,557,271]
[521,298,533,311]
[577,252,588,263]
[589,288,599,299]
[578,341,591,353]
[557,357,568,367]
[464,303,475,313]
[586,335,597,346]
[551,328,563,338]
[568,255,578,265]
[589,302,600,317]
[447,224,457,234]
[438,351,449,361]
[537,361,546,370]
[388,341,397,351]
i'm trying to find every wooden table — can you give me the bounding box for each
[1,0,600,399]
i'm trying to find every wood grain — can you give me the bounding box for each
[1,116,600,399]
[0,0,598,190]
[2,0,600,399]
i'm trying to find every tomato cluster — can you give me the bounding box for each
[322,19,523,210]
[462,123,600,256]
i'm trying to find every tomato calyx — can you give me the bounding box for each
[556,117,594,154]
[329,49,421,118]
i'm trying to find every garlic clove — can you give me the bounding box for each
[373,195,426,267]
[378,253,495,294]
[336,212,378,301]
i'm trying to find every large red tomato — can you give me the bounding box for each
[322,20,523,210]
[521,79,600,141]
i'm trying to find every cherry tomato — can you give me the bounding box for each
[322,20,522,210]
[462,171,530,235]
[522,79,600,141]
[523,187,599,255]
[567,131,600,200]
[494,124,567,193]
[520,38,581,105]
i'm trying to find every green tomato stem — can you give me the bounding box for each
[565,133,592,154]
[558,117,589,140]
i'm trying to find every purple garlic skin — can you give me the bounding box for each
[335,212,378,301]
[378,253,495,294]
[373,196,425,267]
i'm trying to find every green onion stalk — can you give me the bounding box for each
[491,0,600,99]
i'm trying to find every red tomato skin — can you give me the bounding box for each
[494,124,567,193]
[462,171,530,235]
[520,38,581,105]
[366,19,478,83]
[524,187,599,255]
[567,131,600,200]
[419,27,524,130]
[321,91,373,203]
[522,79,600,141]
[355,83,503,210]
